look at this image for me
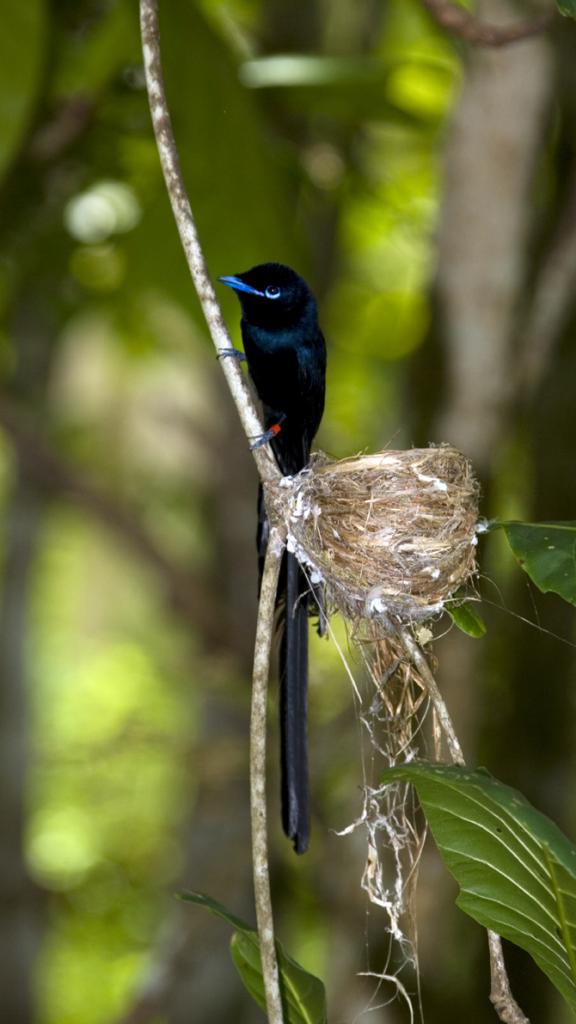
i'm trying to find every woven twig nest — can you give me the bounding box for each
[280,445,479,622]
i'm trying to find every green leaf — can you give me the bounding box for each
[557,0,576,19]
[383,763,576,1012]
[181,891,327,1024]
[445,600,487,638]
[230,931,327,1024]
[0,0,46,183]
[500,521,576,606]
[179,890,253,932]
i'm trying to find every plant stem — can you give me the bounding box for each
[250,528,285,1024]
[398,625,530,1023]
[397,626,465,765]
[488,930,530,1024]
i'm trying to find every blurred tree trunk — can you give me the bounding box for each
[0,292,57,1022]
[0,466,44,1024]
[422,0,553,777]
[432,1,552,467]
[410,3,576,1022]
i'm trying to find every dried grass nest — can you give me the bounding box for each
[277,445,479,622]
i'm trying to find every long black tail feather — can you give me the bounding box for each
[279,550,309,854]
[258,483,311,853]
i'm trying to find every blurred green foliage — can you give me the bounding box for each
[0,0,46,182]
[32,513,195,1023]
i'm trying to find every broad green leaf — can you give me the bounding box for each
[557,0,576,18]
[445,600,486,638]
[501,521,576,607]
[179,890,252,932]
[0,0,46,183]
[230,930,327,1024]
[181,891,327,1024]
[384,763,576,1012]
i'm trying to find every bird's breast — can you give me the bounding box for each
[241,320,324,419]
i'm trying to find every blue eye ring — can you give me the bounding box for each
[265,285,281,299]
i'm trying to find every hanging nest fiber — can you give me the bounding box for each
[280,445,479,622]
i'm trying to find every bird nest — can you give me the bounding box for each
[279,445,479,622]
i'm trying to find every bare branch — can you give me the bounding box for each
[397,626,465,765]
[421,0,554,48]
[398,627,530,1022]
[27,96,94,162]
[488,930,531,1023]
[250,527,285,1024]
[139,0,279,487]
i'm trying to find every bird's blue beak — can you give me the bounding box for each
[218,275,264,297]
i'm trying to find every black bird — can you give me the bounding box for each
[219,263,327,853]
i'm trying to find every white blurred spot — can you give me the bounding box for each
[64,180,141,244]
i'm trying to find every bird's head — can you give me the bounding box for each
[219,263,316,329]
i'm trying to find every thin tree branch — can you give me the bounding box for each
[421,0,554,48]
[139,0,279,487]
[398,626,529,1023]
[397,626,465,765]
[250,527,285,1024]
[488,930,531,1024]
